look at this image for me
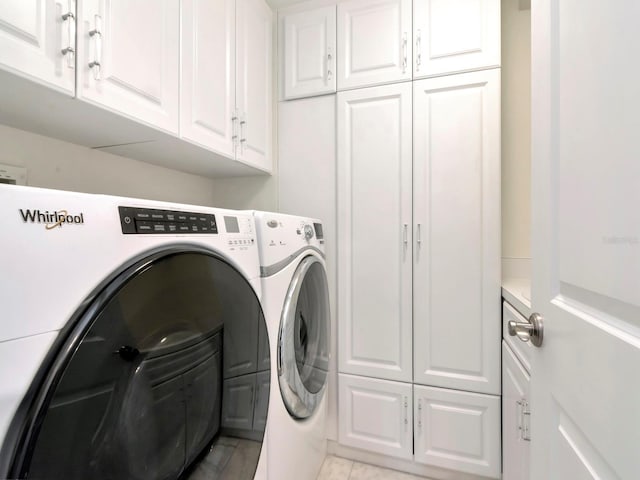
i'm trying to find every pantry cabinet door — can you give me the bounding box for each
[337,0,412,90]
[236,0,273,171]
[180,0,236,157]
[281,6,336,100]
[337,83,412,383]
[339,374,413,460]
[413,0,500,79]
[77,0,179,134]
[0,0,75,94]
[413,69,501,395]
[414,385,501,478]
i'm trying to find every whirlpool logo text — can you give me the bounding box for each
[20,209,85,230]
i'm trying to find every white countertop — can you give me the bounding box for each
[502,277,532,318]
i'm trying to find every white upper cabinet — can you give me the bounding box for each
[280,6,336,100]
[236,0,273,171]
[0,0,75,94]
[181,0,236,157]
[337,83,413,383]
[413,0,500,79]
[337,0,412,90]
[77,0,180,134]
[413,69,501,395]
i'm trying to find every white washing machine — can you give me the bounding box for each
[0,185,270,480]
[254,211,330,480]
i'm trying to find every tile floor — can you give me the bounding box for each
[317,455,431,480]
[186,436,261,480]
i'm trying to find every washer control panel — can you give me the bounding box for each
[119,206,218,234]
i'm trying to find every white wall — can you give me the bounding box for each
[502,0,531,275]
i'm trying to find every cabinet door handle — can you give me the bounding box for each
[416,29,422,71]
[231,109,239,147]
[239,115,247,153]
[402,32,408,74]
[403,224,408,246]
[403,395,408,431]
[327,48,333,81]
[417,398,422,432]
[60,0,76,68]
[88,14,103,80]
[416,223,422,247]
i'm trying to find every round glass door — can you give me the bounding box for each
[9,250,269,480]
[278,255,330,419]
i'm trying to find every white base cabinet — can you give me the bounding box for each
[338,374,413,460]
[414,385,501,478]
[502,341,530,480]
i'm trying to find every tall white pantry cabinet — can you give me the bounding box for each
[278,0,502,478]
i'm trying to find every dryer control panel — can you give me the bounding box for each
[119,207,218,234]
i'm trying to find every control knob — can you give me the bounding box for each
[303,224,314,240]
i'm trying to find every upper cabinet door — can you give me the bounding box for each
[413,0,500,79]
[337,83,413,383]
[236,0,273,171]
[413,69,501,395]
[180,0,235,157]
[280,6,336,100]
[337,0,412,90]
[0,0,75,94]
[77,0,179,134]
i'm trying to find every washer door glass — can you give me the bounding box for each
[10,250,269,480]
[278,255,330,419]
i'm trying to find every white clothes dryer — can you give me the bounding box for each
[254,211,330,480]
[0,185,270,480]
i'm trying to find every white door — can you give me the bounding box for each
[281,6,336,100]
[337,0,411,90]
[180,0,235,157]
[530,1,640,478]
[0,0,75,94]
[337,83,412,383]
[413,0,500,79]
[413,69,501,395]
[503,342,531,480]
[77,0,179,134]
[236,0,272,171]
[338,374,413,460]
[414,385,501,478]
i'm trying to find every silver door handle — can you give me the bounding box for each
[415,29,421,71]
[88,14,103,80]
[61,0,76,68]
[508,312,544,347]
[403,224,408,246]
[327,48,333,81]
[416,223,421,246]
[239,116,247,152]
[402,32,408,73]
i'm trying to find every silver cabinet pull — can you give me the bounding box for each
[402,32,408,73]
[327,47,333,81]
[508,312,544,347]
[416,223,422,247]
[60,0,76,68]
[239,114,247,153]
[231,110,239,146]
[416,29,422,71]
[403,224,408,246]
[403,396,408,431]
[417,398,422,432]
[88,14,102,80]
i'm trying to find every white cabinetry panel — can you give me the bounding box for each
[337,0,411,90]
[502,342,530,480]
[0,0,75,94]
[281,6,336,99]
[413,69,501,395]
[181,0,235,157]
[339,374,413,460]
[236,0,273,170]
[413,0,500,78]
[414,385,501,478]
[77,0,180,134]
[338,83,413,382]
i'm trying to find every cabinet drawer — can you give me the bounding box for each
[503,301,533,373]
[338,373,413,460]
[414,385,501,478]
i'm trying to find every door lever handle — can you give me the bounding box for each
[508,313,544,347]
